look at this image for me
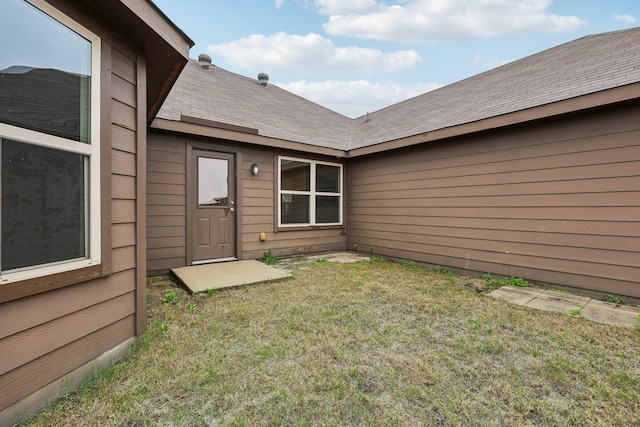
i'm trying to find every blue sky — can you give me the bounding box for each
[154,0,640,118]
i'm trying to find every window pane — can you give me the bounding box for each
[0,0,92,143]
[316,196,340,224]
[281,194,309,224]
[198,157,228,206]
[2,139,86,271]
[316,164,340,193]
[281,160,310,191]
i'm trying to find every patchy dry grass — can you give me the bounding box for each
[21,259,640,426]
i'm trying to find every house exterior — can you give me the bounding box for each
[148,57,352,270]
[1,2,637,421]
[0,0,192,423]
[149,28,640,299]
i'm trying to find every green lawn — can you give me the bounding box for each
[21,258,640,426]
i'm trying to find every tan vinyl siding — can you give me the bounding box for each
[0,293,135,378]
[242,230,347,260]
[146,133,347,271]
[239,150,275,258]
[0,316,135,411]
[147,133,187,271]
[240,151,347,259]
[349,105,640,298]
[0,39,142,410]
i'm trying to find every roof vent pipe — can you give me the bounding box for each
[258,72,269,87]
[198,53,212,70]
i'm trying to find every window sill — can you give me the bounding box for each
[0,263,103,303]
[276,224,345,232]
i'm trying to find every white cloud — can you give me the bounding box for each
[473,54,514,70]
[275,79,442,117]
[612,13,637,23]
[207,32,422,73]
[313,0,379,15]
[320,0,587,43]
[275,0,286,9]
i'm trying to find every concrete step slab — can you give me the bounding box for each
[172,260,291,294]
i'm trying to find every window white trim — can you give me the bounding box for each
[278,156,343,228]
[0,0,101,284]
[0,124,94,156]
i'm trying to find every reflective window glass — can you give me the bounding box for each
[0,0,92,143]
[316,196,340,224]
[2,138,86,270]
[281,160,310,191]
[0,0,99,281]
[316,164,340,193]
[198,157,228,206]
[281,194,310,224]
[279,157,342,227]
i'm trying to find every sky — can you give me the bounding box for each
[153,0,640,118]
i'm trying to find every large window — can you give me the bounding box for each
[0,0,101,283]
[278,157,342,227]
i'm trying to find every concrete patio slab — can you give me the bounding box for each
[172,260,291,294]
[488,286,545,305]
[524,290,590,313]
[581,300,640,327]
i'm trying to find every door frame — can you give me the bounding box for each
[186,141,242,265]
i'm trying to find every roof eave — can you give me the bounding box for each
[84,0,194,121]
[151,118,348,158]
[346,82,640,158]
[122,0,194,121]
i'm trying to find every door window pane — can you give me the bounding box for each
[316,164,340,193]
[198,157,228,206]
[2,139,86,271]
[281,160,310,191]
[0,0,92,143]
[281,194,309,224]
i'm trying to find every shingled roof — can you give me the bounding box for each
[156,60,352,150]
[348,26,640,150]
[155,26,640,153]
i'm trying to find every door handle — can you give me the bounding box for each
[229,207,235,212]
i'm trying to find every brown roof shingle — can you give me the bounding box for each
[156,27,640,152]
[347,26,640,149]
[156,61,352,150]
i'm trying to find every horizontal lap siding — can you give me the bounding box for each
[0,40,141,410]
[146,133,186,271]
[0,316,135,410]
[240,150,275,259]
[145,133,347,270]
[240,150,347,260]
[349,105,640,297]
[109,41,139,337]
